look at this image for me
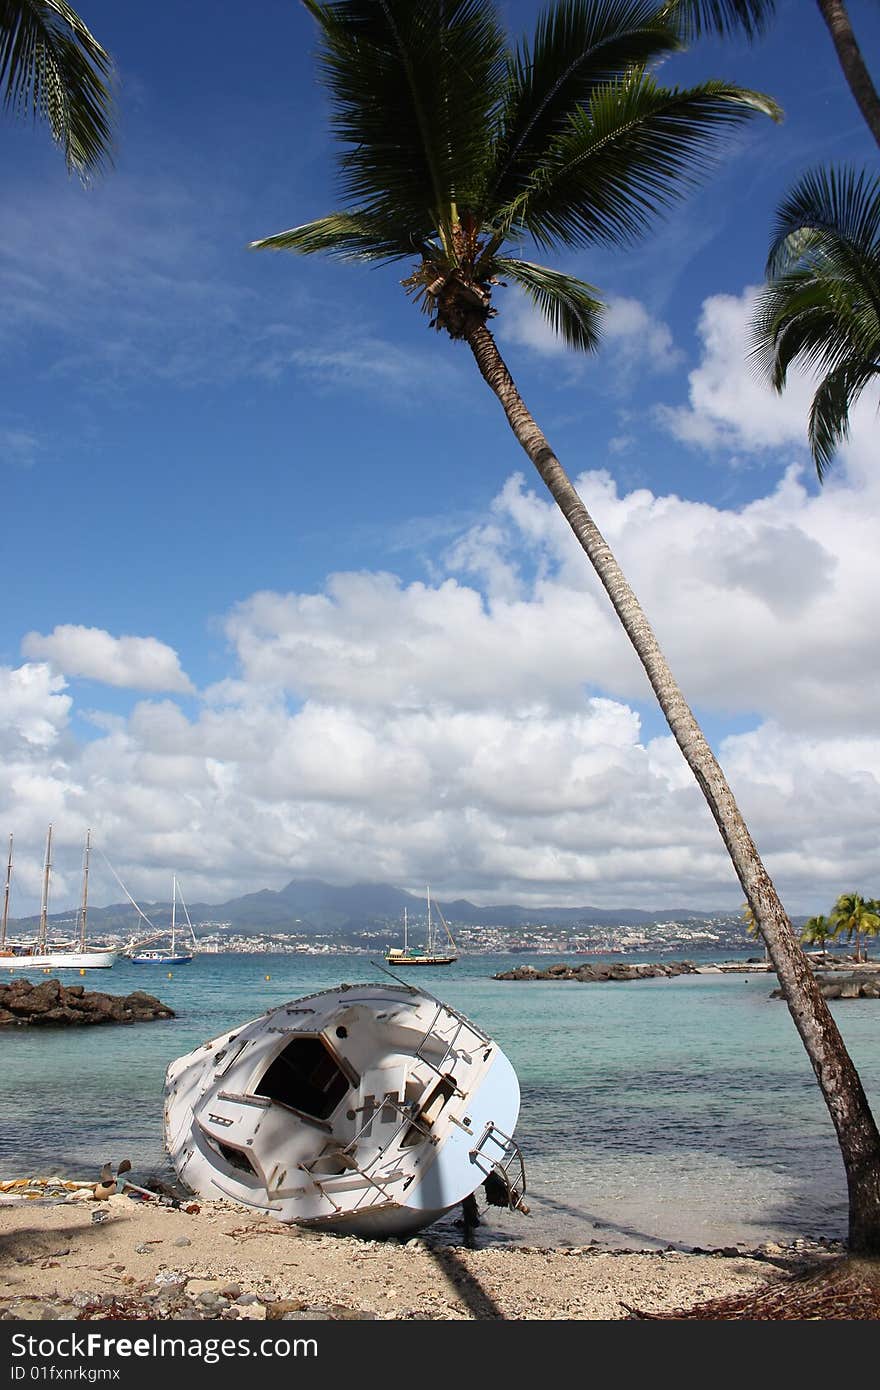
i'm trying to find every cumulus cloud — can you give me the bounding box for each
[5,280,880,914]
[0,663,70,753]
[21,625,194,694]
[656,286,847,455]
[501,289,679,373]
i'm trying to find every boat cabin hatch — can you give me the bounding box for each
[255,1036,352,1120]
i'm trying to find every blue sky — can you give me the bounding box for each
[2,0,880,916]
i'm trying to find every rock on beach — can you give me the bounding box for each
[0,977,175,1027]
[771,969,880,1001]
[493,961,698,983]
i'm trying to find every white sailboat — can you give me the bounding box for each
[5,828,117,970]
[165,979,526,1237]
[385,886,458,966]
[130,876,195,965]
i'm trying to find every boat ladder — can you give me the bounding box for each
[469,1123,528,1212]
[412,1004,489,1098]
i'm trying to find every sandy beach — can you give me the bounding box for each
[0,1190,821,1322]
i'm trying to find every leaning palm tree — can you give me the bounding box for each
[664,0,880,150]
[830,893,880,965]
[751,166,880,479]
[252,0,880,1253]
[0,0,114,177]
[802,913,833,961]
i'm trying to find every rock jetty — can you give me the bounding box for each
[0,977,175,1027]
[771,969,880,1001]
[493,961,698,983]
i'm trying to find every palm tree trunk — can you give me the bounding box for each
[466,319,880,1253]
[815,0,880,150]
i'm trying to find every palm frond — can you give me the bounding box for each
[300,0,507,239]
[808,359,878,479]
[0,0,114,177]
[752,166,880,478]
[660,0,776,42]
[495,256,604,351]
[501,75,781,251]
[766,166,880,278]
[752,271,863,387]
[488,0,682,211]
[249,210,434,263]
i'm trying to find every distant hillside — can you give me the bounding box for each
[7,876,751,938]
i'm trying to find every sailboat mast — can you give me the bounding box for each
[426,885,432,955]
[171,876,177,953]
[403,907,408,954]
[38,824,52,953]
[1,834,12,950]
[78,829,91,952]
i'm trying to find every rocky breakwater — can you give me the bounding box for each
[0,977,175,1027]
[772,968,880,1002]
[494,961,698,983]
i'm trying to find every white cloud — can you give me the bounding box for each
[501,289,679,373]
[21,626,194,694]
[4,281,880,915]
[602,297,682,371]
[656,286,855,456]
[0,663,70,753]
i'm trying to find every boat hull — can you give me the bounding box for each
[2,949,117,970]
[164,981,522,1237]
[130,953,193,965]
[384,954,457,966]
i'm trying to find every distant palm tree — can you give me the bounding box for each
[751,165,880,479]
[831,893,880,964]
[0,0,114,177]
[802,913,833,961]
[865,900,880,961]
[252,0,880,1252]
[665,0,880,148]
[741,899,769,961]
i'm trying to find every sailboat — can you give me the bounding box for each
[385,887,458,966]
[3,828,117,970]
[165,979,526,1236]
[130,876,195,965]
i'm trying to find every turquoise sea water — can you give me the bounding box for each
[2,950,878,1251]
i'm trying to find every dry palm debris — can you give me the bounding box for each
[627,1257,880,1320]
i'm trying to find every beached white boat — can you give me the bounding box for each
[385,888,458,967]
[2,828,116,971]
[164,979,526,1236]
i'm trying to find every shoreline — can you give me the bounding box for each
[0,1191,840,1322]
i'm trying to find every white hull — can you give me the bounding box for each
[164,981,524,1237]
[1,948,117,970]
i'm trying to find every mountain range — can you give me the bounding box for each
[9,876,744,937]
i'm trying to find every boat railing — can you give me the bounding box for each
[412,1004,488,1096]
[468,1122,528,1211]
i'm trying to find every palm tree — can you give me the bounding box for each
[751,166,880,479]
[0,0,114,177]
[830,893,880,964]
[802,913,833,961]
[665,0,880,149]
[252,0,880,1253]
[864,900,880,961]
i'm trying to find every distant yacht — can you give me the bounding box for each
[385,887,458,967]
[2,828,117,970]
[129,875,196,965]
